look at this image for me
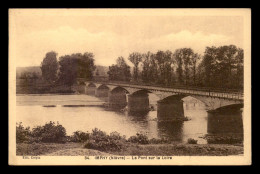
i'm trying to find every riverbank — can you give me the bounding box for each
[17,142,243,156]
[16,94,105,106]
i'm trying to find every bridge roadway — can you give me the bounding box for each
[100,82,243,101]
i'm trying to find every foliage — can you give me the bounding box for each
[40,51,58,84]
[58,52,96,86]
[201,45,243,88]
[84,128,126,151]
[187,138,198,144]
[58,55,78,86]
[18,72,40,80]
[107,57,131,81]
[127,45,243,89]
[31,121,67,143]
[141,51,153,83]
[70,131,90,142]
[140,51,175,85]
[154,50,174,85]
[127,133,149,144]
[16,122,31,143]
[128,52,142,81]
[173,48,196,85]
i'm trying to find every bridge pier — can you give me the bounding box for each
[78,85,85,93]
[85,83,97,95]
[108,90,127,109]
[157,96,184,121]
[128,93,149,113]
[85,86,96,95]
[207,106,243,134]
[73,84,85,94]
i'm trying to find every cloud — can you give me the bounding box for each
[143,30,233,53]
[15,26,237,67]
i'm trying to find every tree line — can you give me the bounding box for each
[40,51,96,86]
[37,44,243,90]
[107,45,243,90]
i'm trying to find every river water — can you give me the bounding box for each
[16,94,208,144]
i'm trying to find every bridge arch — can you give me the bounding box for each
[158,93,242,111]
[97,84,110,90]
[159,94,187,103]
[95,84,110,97]
[130,89,204,107]
[110,86,129,94]
[85,82,97,95]
[78,81,85,85]
[87,82,96,87]
[131,89,152,96]
[208,103,243,114]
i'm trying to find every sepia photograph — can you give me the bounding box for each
[8,8,251,165]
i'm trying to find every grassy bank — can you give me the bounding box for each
[16,79,86,94]
[16,142,110,156]
[16,94,104,106]
[17,142,243,156]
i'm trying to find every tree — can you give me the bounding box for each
[58,52,96,87]
[128,52,142,81]
[173,49,184,85]
[58,55,78,87]
[196,62,205,87]
[117,57,131,81]
[162,50,174,86]
[153,50,174,85]
[77,52,96,80]
[148,54,160,84]
[236,48,244,89]
[191,53,200,85]
[201,46,217,87]
[141,51,152,83]
[40,51,58,84]
[107,65,120,81]
[216,45,239,88]
[96,69,100,76]
[199,45,244,89]
[107,57,131,82]
[173,48,200,85]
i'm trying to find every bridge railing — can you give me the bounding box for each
[91,79,243,93]
[87,79,243,100]
[102,82,243,100]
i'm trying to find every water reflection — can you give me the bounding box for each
[157,121,183,141]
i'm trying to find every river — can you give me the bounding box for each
[16,94,208,144]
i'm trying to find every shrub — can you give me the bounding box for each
[84,128,126,151]
[128,133,149,144]
[91,128,107,139]
[31,121,67,143]
[187,138,198,144]
[84,138,124,152]
[16,122,31,143]
[109,131,126,141]
[70,131,90,142]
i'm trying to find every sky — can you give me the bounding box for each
[10,9,245,67]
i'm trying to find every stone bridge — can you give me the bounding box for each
[82,81,244,134]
